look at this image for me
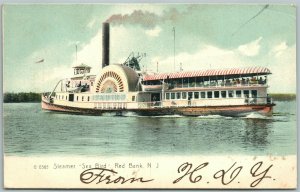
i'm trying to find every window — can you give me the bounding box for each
[182,92,187,99]
[196,77,203,87]
[207,91,212,98]
[244,90,250,98]
[82,96,84,101]
[175,79,182,88]
[132,96,136,101]
[166,93,170,100]
[194,92,199,99]
[251,90,257,98]
[189,77,196,87]
[76,96,79,101]
[228,90,234,98]
[188,92,193,99]
[176,92,181,99]
[236,90,241,98]
[214,91,220,98]
[66,96,68,101]
[87,96,90,101]
[183,78,188,87]
[221,91,227,98]
[171,93,175,99]
[200,92,206,98]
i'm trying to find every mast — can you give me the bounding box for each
[173,27,176,72]
[76,44,78,65]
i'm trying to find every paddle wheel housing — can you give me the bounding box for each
[94,64,139,93]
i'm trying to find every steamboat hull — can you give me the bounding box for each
[41,100,274,117]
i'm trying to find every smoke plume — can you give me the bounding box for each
[106,8,182,28]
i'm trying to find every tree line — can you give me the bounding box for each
[3,92,41,103]
[269,93,296,101]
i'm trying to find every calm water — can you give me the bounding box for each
[3,101,297,156]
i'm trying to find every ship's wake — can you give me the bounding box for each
[242,112,272,119]
[197,115,231,119]
[151,115,184,118]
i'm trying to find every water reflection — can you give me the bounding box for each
[131,116,274,155]
[241,119,272,151]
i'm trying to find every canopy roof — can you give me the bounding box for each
[143,66,271,81]
[72,63,91,69]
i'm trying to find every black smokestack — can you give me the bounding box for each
[102,22,110,68]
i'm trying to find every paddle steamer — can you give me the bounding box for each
[42,22,275,116]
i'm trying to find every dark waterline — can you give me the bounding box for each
[3,101,296,156]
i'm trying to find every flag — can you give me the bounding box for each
[35,59,44,63]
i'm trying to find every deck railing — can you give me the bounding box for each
[168,81,267,90]
[93,96,273,110]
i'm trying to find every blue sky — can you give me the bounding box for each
[3,4,296,93]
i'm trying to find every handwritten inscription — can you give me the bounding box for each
[250,161,273,187]
[173,162,209,184]
[78,160,275,187]
[173,161,273,187]
[213,162,243,185]
[80,168,154,184]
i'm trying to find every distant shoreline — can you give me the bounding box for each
[3,92,41,103]
[269,93,296,101]
[2,92,296,103]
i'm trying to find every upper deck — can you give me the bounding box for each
[142,66,270,91]
[143,66,271,81]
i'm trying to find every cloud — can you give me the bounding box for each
[270,41,288,57]
[238,37,263,56]
[70,30,102,75]
[268,44,296,93]
[149,44,252,73]
[145,26,162,37]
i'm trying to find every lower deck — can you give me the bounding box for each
[42,85,274,116]
[42,96,274,117]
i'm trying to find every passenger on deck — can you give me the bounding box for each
[259,77,264,84]
[246,78,250,85]
[225,79,230,86]
[221,79,225,86]
[232,78,236,85]
[241,78,246,85]
[250,77,257,84]
[188,96,191,106]
[264,76,267,84]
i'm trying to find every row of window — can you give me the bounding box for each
[56,95,90,102]
[165,90,258,100]
[76,96,90,102]
[56,94,127,102]
[92,94,126,101]
[56,95,69,100]
[143,76,267,88]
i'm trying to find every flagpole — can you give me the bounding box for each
[173,27,175,72]
[76,44,78,65]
